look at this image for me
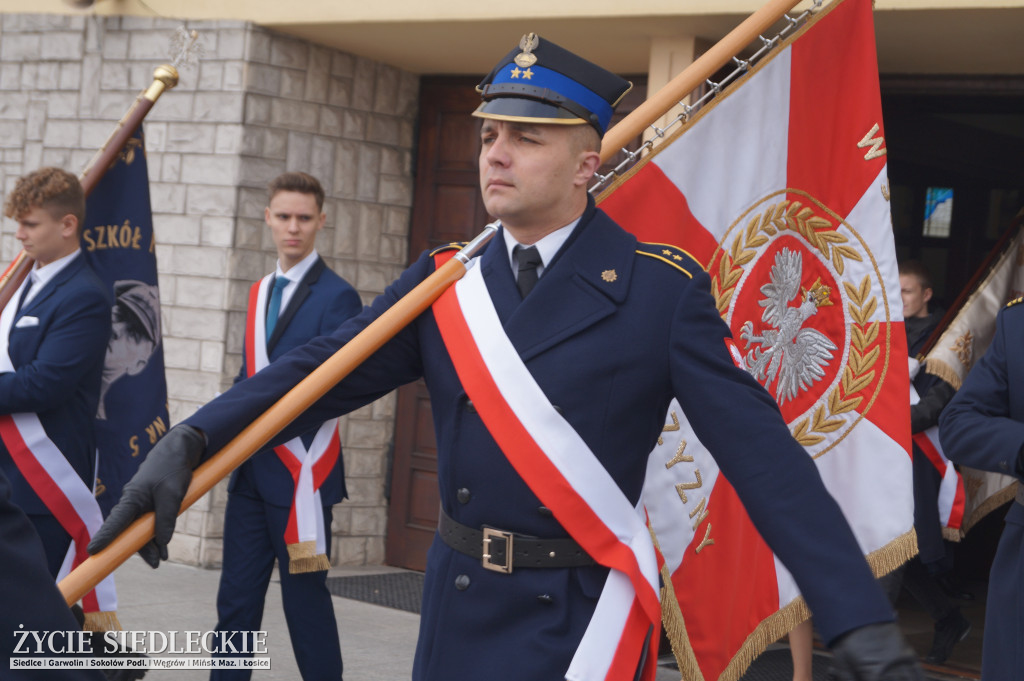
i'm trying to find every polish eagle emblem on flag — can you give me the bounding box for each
[598,1,914,678]
[714,193,891,455]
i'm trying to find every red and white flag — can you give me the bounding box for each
[600,0,915,678]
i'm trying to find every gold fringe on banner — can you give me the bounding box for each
[83,610,122,633]
[658,527,918,681]
[287,540,330,574]
[922,358,963,391]
[962,480,1019,535]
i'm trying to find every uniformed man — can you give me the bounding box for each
[93,36,922,681]
[939,297,1024,680]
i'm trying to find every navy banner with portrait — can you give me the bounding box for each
[82,125,169,515]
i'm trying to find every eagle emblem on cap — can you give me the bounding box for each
[515,33,539,68]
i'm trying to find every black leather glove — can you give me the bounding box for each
[87,425,205,568]
[829,622,925,681]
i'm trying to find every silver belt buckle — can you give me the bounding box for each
[481,527,514,574]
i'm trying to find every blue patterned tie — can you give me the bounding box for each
[16,273,36,313]
[265,276,289,342]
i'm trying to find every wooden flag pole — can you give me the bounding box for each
[60,0,807,605]
[58,226,498,604]
[600,0,803,162]
[0,65,180,312]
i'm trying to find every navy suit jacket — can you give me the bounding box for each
[227,255,362,508]
[189,200,892,680]
[0,254,111,515]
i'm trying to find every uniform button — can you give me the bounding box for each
[537,506,552,517]
[457,488,472,504]
[455,574,471,591]
[536,594,554,604]
[465,399,477,414]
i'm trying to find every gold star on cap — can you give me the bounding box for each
[510,67,522,79]
[601,269,617,283]
[522,68,534,80]
[515,33,539,68]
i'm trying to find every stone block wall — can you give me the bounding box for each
[0,13,417,567]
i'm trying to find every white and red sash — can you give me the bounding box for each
[432,253,662,681]
[0,274,118,630]
[246,275,339,573]
[909,359,965,535]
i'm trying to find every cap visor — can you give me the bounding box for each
[472,98,586,126]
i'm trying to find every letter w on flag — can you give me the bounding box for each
[600,0,915,678]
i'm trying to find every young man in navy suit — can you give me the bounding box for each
[0,167,110,576]
[96,39,923,681]
[210,172,362,680]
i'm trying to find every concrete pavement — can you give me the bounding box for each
[112,557,419,680]
[110,557,684,680]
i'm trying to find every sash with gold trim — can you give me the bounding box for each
[246,275,339,573]
[0,274,119,630]
[431,252,662,681]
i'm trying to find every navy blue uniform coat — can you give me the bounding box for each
[940,302,1024,680]
[0,254,110,572]
[189,201,893,680]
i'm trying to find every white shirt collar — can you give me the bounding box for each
[273,250,319,313]
[504,219,580,282]
[24,249,81,307]
[276,249,319,284]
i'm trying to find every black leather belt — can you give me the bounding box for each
[438,508,595,574]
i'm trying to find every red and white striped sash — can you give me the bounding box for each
[432,256,661,681]
[909,359,965,534]
[246,276,339,573]
[0,275,118,629]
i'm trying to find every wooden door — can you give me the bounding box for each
[385,78,486,570]
[385,75,647,570]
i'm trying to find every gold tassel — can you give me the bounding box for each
[287,541,330,574]
[922,358,962,391]
[83,611,122,632]
[942,527,964,543]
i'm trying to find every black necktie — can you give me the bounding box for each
[16,274,35,313]
[514,245,543,299]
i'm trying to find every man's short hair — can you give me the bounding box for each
[3,167,86,230]
[267,172,325,211]
[898,260,932,291]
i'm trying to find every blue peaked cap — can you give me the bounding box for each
[473,33,632,136]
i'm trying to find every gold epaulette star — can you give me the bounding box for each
[637,242,704,278]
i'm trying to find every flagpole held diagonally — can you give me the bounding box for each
[599,0,804,164]
[0,63,182,313]
[58,224,498,604]
[60,0,815,606]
